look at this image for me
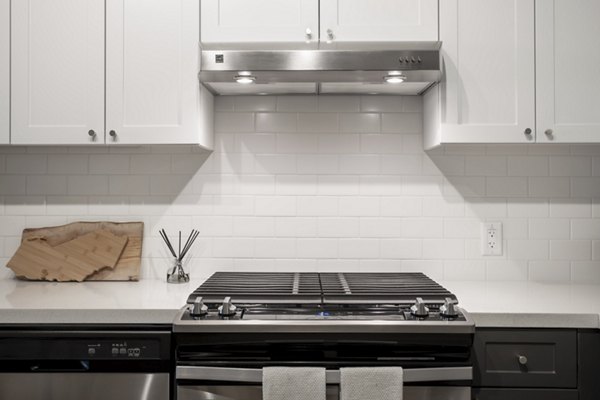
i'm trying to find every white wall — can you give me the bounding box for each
[0,95,599,282]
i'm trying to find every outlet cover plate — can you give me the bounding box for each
[482,222,502,256]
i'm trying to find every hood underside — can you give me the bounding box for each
[199,42,441,96]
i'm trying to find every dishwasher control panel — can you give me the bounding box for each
[0,331,169,361]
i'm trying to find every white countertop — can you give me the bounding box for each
[0,278,598,328]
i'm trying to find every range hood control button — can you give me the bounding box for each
[440,297,459,318]
[218,297,237,318]
[190,297,208,317]
[410,297,429,317]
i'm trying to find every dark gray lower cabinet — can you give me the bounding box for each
[473,388,578,400]
[578,330,600,400]
[473,329,580,400]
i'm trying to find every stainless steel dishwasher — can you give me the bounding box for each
[0,327,171,400]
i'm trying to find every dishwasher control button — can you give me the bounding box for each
[88,348,96,356]
[111,348,119,355]
[119,348,127,355]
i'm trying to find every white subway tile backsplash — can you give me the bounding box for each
[297,238,338,258]
[318,218,360,238]
[47,155,88,175]
[529,177,570,197]
[550,240,591,261]
[256,113,298,133]
[277,96,318,112]
[529,261,571,282]
[465,156,507,176]
[549,156,591,177]
[255,196,296,216]
[507,156,548,177]
[298,113,338,132]
[215,112,255,132]
[529,219,570,240]
[234,96,277,112]
[571,261,600,284]
[339,113,380,133]
[486,177,527,197]
[1,95,597,283]
[571,220,600,239]
[382,113,422,133]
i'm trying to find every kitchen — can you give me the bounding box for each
[0,0,599,399]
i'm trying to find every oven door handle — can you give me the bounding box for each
[176,366,472,383]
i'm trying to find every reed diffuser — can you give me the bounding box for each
[159,229,199,284]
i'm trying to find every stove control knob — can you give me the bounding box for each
[190,297,208,317]
[410,297,429,317]
[440,297,459,318]
[218,296,237,317]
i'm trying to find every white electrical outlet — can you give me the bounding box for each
[481,222,503,256]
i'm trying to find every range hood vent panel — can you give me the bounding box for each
[199,43,441,96]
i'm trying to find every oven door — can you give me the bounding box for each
[176,366,471,400]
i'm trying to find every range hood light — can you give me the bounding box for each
[384,71,406,84]
[234,71,256,84]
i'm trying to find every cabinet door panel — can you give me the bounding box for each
[320,0,438,42]
[11,0,104,145]
[107,0,213,145]
[201,0,319,46]
[439,0,535,143]
[536,0,600,142]
[0,0,8,144]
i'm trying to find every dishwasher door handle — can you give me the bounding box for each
[176,366,472,383]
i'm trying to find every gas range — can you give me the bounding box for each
[173,272,474,333]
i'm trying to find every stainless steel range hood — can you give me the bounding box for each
[199,42,441,96]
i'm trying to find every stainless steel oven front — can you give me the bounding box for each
[176,366,471,400]
[174,331,473,400]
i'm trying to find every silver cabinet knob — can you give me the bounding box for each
[326,29,334,42]
[524,128,532,135]
[518,355,528,365]
[545,129,553,136]
[88,130,96,137]
[305,28,312,42]
[218,296,237,317]
[109,130,117,140]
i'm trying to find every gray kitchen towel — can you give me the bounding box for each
[340,367,403,400]
[262,367,326,400]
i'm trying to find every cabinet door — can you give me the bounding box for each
[536,0,600,143]
[11,0,105,145]
[0,0,8,144]
[320,0,438,43]
[106,0,213,146]
[201,0,319,46]
[438,0,535,143]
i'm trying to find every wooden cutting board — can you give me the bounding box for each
[8,221,144,281]
[7,230,127,282]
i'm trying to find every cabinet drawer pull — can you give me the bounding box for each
[109,130,117,140]
[524,128,532,135]
[517,355,528,365]
[88,130,96,137]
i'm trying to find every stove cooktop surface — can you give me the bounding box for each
[186,272,456,305]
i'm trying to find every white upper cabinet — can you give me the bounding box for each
[320,0,438,43]
[0,0,8,144]
[11,0,105,145]
[424,0,536,148]
[106,0,213,146]
[200,0,437,46]
[536,0,600,143]
[201,0,319,46]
